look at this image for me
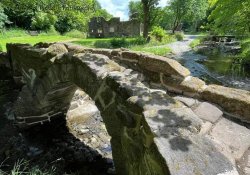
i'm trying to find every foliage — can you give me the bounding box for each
[174,32,184,41]
[158,7,175,30]
[169,0,208,33]
[208,0,250,35]
[130,36,147,45]
[94,40,112,48]
[0,44,2,52]
[190,38,201,49]
[39,26,59,36]
[31,12,57,31]
[0,159,56,175]
[110,38,129,48]
[64,29,86,38]
[0,28,28,38]
[241,38,250,61]
[129,1,143,21]
[150,26,166,41]
[0,3,8,30]
[1,0,112,33]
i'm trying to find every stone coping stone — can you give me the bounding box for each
[202,85,250,123]
[137,53,190,79]
[174,96,198,107]
[161,75,206,97]
[47,43,68,57]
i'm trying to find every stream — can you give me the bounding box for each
[166,35,250,91]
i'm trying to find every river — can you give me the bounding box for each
[166,35,250,91]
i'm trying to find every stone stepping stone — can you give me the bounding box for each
[209,118,250,160]
[194,102,223,123]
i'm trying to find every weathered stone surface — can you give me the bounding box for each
[194,102,223,123]
[64,43,87,53]
[174,96,198,107]
[34,42,52,48]
[91,49,112,57]
[199,121,213,135]
[162,75,206,97]
[121,51,141,62]
[0,52,10,67]
[202,85,250,122]
[139,54,190,79]
[209,118,250,160]
[47,43,68,56]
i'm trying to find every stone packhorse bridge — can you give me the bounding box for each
[1,43,250,175]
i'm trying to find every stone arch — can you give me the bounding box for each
[8,43,238,175]
[13,52,170,175]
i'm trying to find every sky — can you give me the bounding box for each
[97,0,169,21]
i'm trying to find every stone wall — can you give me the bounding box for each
[88,17,141,38]
[2,43,242,175]
[64,44,250,123]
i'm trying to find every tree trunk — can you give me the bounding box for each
[142,2,150,38]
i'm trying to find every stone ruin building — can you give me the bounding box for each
[88,17,142,38]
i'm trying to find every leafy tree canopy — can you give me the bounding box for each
[0,3,8,30]
[208,0,250,35]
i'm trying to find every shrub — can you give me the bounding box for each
[175,32,184,41]
[0,44,2,52]
[0,4,8,30]
[55,17,73,34]
[31,12,57,31]
[64,29,86,38]
[94,40,111,48]
[0,28,28,38]
[110,38,129,48]
[241,38,250,62]
[150,26,166,42]
[130,36,147,45]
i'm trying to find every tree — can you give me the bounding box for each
[141,0,160,38]
[0,3,8,30]
[1,0,105,32]
[169,0,208,33]
[186,0,208,32]
[158,6,175,30]
[31,12,57,30]
[169,0,192,33]
[129,1,143,21]
[208,0,250,35]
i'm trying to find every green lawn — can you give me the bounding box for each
[0,35,75,52]
[0,29,173,56]
[130,45,172,56]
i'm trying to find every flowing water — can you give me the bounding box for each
[166,35,250,91]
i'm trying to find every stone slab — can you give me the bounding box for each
[174,96,198,107]
[209,118,250,160]
[194,102,223,123]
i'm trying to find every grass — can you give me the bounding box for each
[0,28,174,57]
[0,159,56,175]
[190,38,201,49]
[131,46,172,56]
[0,28,78,52]
[73,36,174,56]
